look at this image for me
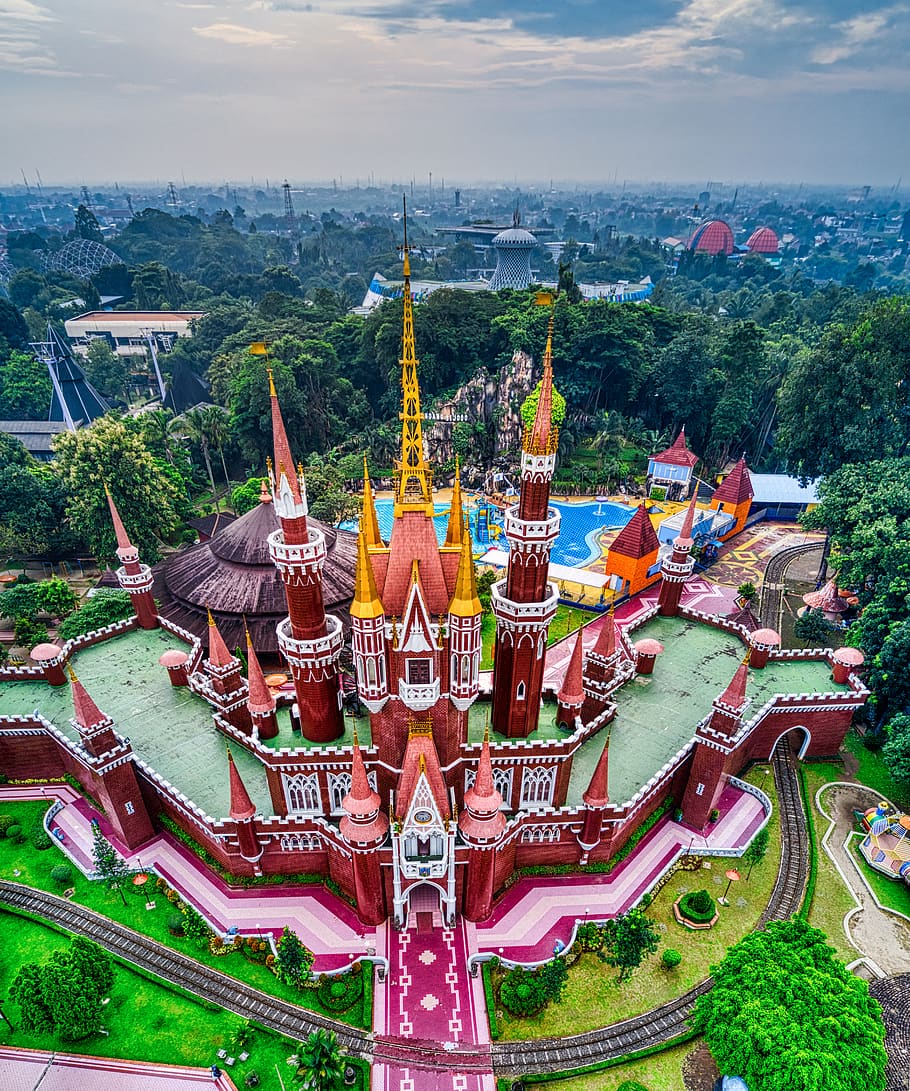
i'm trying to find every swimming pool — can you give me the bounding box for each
[341,498,636,568]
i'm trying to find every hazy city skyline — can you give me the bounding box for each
[2,0,909,185]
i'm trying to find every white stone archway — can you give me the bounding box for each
[768,724,811,760]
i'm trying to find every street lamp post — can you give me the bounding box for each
[719,868,741,907]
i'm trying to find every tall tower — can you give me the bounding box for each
[491,320,561,738]
[105,488,157,629]
[266,375,344,742]
[657,493,698,617]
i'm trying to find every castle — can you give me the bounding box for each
[0,243,869,929]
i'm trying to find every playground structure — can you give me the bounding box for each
[859,803,910,885]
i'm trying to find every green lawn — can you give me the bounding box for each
[851,837,910,918]
[495,766,781,1040]
[534,1039,691,1091]
[844,731,910,810]
[480,606,597,671]
[0,801,370,1028]
[0,910,316,1091]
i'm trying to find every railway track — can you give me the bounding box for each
[492,739,809,1076]
[758,540,824,630]
[0,742,809,1077]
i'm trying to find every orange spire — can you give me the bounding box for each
[245,630,275,715]
[582,731,611,808]
[351,528,384,620]
[558,629,585,706]
[258,477,271,505]
[444,458,463,548]
[678,493,698,544]
[361,455,382,548]
[448,522,481,617]
[526,317,558,455]
[227,746,256,821]
[104,486,133,554]
[268,370,303,506]
[67,665,108,732]
[207,608,234,668]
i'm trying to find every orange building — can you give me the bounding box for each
[606,503,661,596]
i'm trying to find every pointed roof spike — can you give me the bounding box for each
[226,746,257,821]
[245,630,275,715]
[713,457,753,504]
[652,427,699,468]
[582,730,611,808]
[526,317,557,455]
[258,477,271,504]
[351,528,384,620]
[609,503,661,560]
[591,610,617,659]
[464,731,502,812]
[207,608,234,668]
[361,455,382,548]
[68,666,109,732]
[444,457,463,548]
[718,655,749,711]
[448,523,481,617]
[558,628,586,706]
[677,493,699,545]
[342,731,381,817]
[268,374,303,506]
[104,485,134,554]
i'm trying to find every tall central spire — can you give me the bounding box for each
[395,196,433,515]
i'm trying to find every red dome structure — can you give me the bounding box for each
[688,220,734,256]
[746,226,779,254]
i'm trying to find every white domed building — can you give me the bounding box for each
[488,215,538,291]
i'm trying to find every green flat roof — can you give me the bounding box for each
[566,615,847,807]
[260,704,371,750]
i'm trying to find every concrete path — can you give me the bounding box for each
[815,782,910,975]
[0,1047,236,1091]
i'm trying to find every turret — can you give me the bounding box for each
[204,609,251,733]
[447,524,482,711]
[459,731,506,921]
[340,732,388,925]
[444,459,464,548]
[265,371,344,742]
[105,487,157,629]
[350,527,389,710]
[245,631,278,741]
[69,666,118,758]
[710,457,753,537]
[578,725,612,859]
[227,746,263,864]
[556,630,585,731]
[657,493,698,617]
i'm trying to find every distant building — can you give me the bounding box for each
[746,226,780,255]
[488,218,538,291]
[748,474,819,519]
[0,419,75,460]
[647,428,699,500]
[688,220,735,256]
[64,310,205,357]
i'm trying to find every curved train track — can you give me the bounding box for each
[758,540,825,631]
[0,741,809,1077]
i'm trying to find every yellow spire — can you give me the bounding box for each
[395,195,433,516]
[267,366,277,397]
[448,519,481,617]
[444,457,463,548]
[362,455,383,548]
[351,528,384,620]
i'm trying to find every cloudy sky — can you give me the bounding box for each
[2,0,908,185]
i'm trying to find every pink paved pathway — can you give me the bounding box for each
[0,1047,236,1090]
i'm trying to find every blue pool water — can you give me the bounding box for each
[341,498,636,568]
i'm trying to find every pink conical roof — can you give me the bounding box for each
[342,734,381,818]
[592,613,617,658]
[245,632,275,715]
[105,487,133,553]
[609,504,660,560]
[269,379,303,506]
[227,747,256,821]
[677,494,698,545]
[207,609,234,668]
[718,659,749,710]
[464,733,502,813]
[582,735,611,808]
[802,579,848,613]
[69,669,108,731]
[713,458,753,505]
[558,630,585,706]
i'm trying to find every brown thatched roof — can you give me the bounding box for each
[152,497,357,658]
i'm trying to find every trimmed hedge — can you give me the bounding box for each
[677,889,716,924]
[316,970,363,1013]
[482,960,501,1040]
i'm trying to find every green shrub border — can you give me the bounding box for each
[677,891,717,924]
[516,1030,699,1084]
[361,960,373,1030]
[482,960,501,1040]
[797,764,818,918]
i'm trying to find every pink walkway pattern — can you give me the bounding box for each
[0,1047,236,1091]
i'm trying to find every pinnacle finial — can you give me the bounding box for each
[267,366,277,398]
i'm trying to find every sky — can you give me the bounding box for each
[1,0,909,186]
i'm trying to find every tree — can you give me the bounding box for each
[57,589,134,641]
[275,926,314,989]
[36,576,77,618]
[600,908,659,982]
[74,204,103,244]
[865,620,910,726]
[692,917,886,1091]
[8,962,54,1034]
[0,436,77,557]
[0,350,53,420]
[63,936,114,1003]
[793,609,838,648]
[90,821,131,906]
[883,713,910,782]
[742,825,770,879]
[180,904,213,947]
[84,339,128,403]
[232,476,267,515]
[171,406,220,506]
[53,416,181,562]
[295,1029,345,1091]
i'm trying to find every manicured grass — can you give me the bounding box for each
[536,1038,691,1090]
[0,910,306,1091]
[0,801,369,1028]
[480,605,599,670]
[495,767,781,1040]
[801,763,861,963]
[851,836,910,918]
[844,731,910,810]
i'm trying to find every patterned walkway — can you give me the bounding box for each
[0,1047,236,1090]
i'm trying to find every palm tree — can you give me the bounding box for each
[295,1029,345,1091]
[172,406,219,510]
[138,407,176,464]
[201,405,232,492]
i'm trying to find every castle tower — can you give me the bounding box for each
[266,375,344,742]
[105,487,157,629]
[657,494,698,617]
[556,629,585,731]
[577,725,612,860]
[581,610,623,718]
[227,746,262,864]
[710,457,753,537]
[339,733,389,925]
[68,668,155,848]
[447,524,482,711]
[606,503,661,597]
[680,656,749,829]
[459,731,506,921]
[491,319,561,738]
[204,610,252,733]
[245,631,278,741]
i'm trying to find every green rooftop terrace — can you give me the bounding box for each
[260,704,371,751]
[566,615,848,807]
[0,629,272,820]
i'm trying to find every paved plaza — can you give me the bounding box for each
[0,1048,237,1090]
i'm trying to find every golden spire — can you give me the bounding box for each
[448,518,481,617]
[395,195,433,516]
[351,527,384,620]
[444,456,463,548]
[361,454,383,548]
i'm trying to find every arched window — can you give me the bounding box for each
[520,825,561,844]
[520,766,555,807]
[329,772,352,813]
[516,681,526,701]
[461,654,470,684]
[279,832,320,852]
[285,773,320,814]
[366,658,377,686]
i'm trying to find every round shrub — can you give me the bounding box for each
[678,889,717,924]
[167,911,185,936]
[317,971,363,1012]
[6,824,23,844]
[575,922,604,952]
[30,824,53,850]
[499,967,548,1017]
[50,864,72,887]
[662,948,682,969]
[0,815,14,837]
